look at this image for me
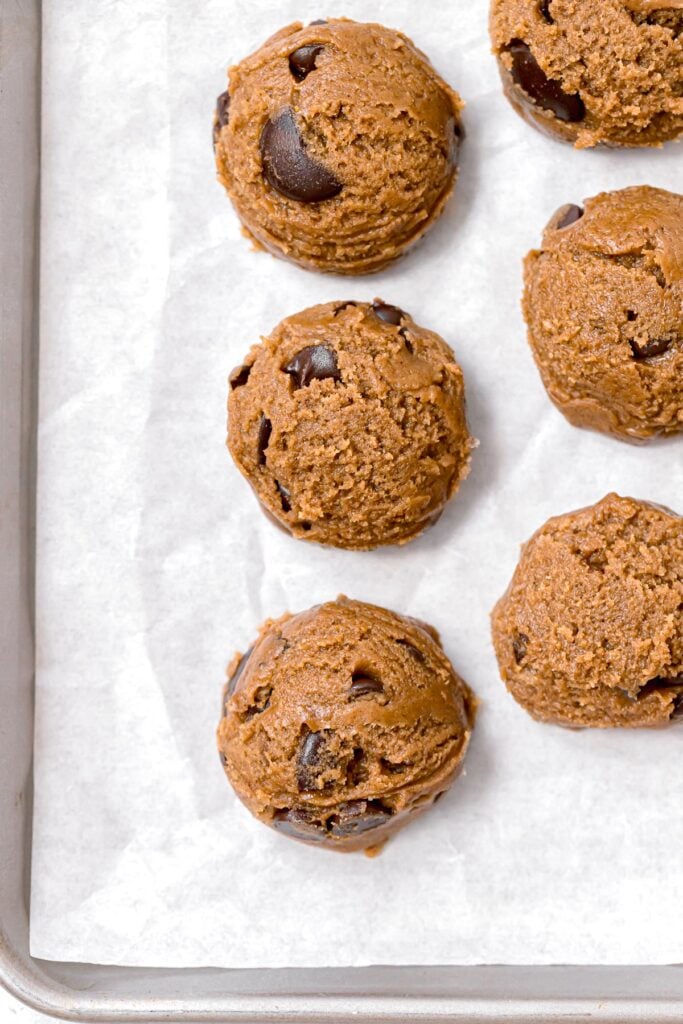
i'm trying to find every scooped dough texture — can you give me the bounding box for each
[214,18,463,274]
[227,300,474,550]
[490,0,683,148]
[491,494,683,728]
[217,597,476,852]
[523,186,683,442]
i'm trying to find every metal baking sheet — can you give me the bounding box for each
[2,0,683,1019]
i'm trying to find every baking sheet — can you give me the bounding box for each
[31,0,683,969]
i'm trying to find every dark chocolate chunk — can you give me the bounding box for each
[260,107,342,203]
[276,481,291,512]
[226,646,254,700]
[395,638,425,662]
[272,808,327,842]
[372,300,407,326]
[328,800,391,837]
[289,44,324,81]
[556,204,584,229]
[672,693,683,720]
[229,363,251,389]
[284,344,341,388]
[513,633,529,664]
[349,673,384,699]
[333,301,358,316]
[297,730,334,791]
[629,337,672,360]
[257,415,272,465]
[539,0,553,22]
[216,90,231,128]
[507,40,586,123]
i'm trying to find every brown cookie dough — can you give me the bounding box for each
[491,494,683,728]
[217,596,476,852]
[490,0,683,148]
[523,186,683,442]
[227,300,474,550]
[214,18,463,274]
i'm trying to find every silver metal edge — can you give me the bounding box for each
[1,1,683,1020]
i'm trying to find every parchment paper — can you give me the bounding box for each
[31,0,683,968]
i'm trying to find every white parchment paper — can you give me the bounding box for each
[31,0,683,968]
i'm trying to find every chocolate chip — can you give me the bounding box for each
[243,684,273,720]
[297,730,334,791]
[513,633,529,664]
[229,363,251,390]
[219,751,227,767]
[289,44,324,81]
[346,747,367,787]
[627,310,638,322]
[395,638,425,662]
[629,337,672,360]
[372,300,407,326]
[380,758,410,774]
[539,0,553,22]
[276,481,291,512]
[226,646,254,700]
[257,415,272,465]
[333,301,358,316]
[284,344,341,388]
[216,90,231,128]
[349,673,384,699]
[507,40,586,123]
[273,808,327,842]
[555,204,584,229]
[260,107,342,203]
[309,19,327,25]
[328,800,391,837]
[672,693,683,720]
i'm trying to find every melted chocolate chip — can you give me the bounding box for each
[349,674,384,699]
[629,337,672,360]
[556,204,584,229]
[276,481,291,512]
[507,40,586,123]
[513,633,529,664]
[289,44,324,81]
[226,646,254,700]
[539,0,553,22]
[297,730,334,791]
[273,808,327,842]
[257,415,272,465]
[216,90,231,133]
[395,638,425,662]
[284,344,341,388]
[328,800,391,837]
[260,107,342,203]
[372,300,407,326]
[229,363,251,389]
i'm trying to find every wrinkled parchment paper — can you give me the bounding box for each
[32,0,683,968]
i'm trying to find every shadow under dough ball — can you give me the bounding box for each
[217,596,477,853]
[213,18,463,274]
[523,186,683,442]
[491,494,683,728]
[227,300,474,550]
[490,0,683,147]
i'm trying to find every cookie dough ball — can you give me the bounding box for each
[214,18,463,274]
[523,186,683,442]
[490,0,683,148]
[491,494,683,728]
[227,300,474,550]
[217,597,476,852]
